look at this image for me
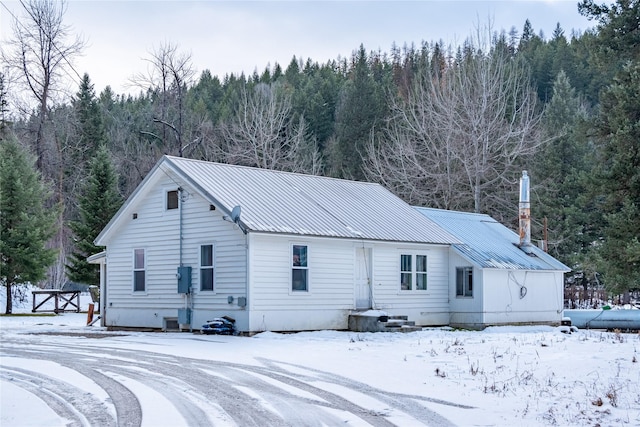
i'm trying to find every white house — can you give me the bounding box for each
[93,156,569,332]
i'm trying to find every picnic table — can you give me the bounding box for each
[32,290,81,313]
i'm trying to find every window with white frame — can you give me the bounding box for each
[400,254,412,290]
[456,267,473,297]
[400,254,428,291]
[200,244,214,291]
[292,245,308,292]
[133,249,145,292]
[416,255,428,290]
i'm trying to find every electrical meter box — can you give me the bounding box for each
[177,266,192,293]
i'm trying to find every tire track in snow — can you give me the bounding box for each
[255,358,471,425]
[2,335,465,426]
[1,347,141,427]
[70,366,142,427]
[0,365,114,426]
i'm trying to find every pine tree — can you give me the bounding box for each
[295,64,342,153]
[579,0,640,296]
[73,73,107,168]
[331,45,386,180]
[579,0,640,64]
[66,145,122,286]
[519,19,535,49]
[594,62,640,295]
[532,71,599,272]
[0,137,58,314]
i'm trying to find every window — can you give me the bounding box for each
[456,267,473,297]
[167,190,179,210]
[416,255,428,290]
[292,245,308,291]
[400,254,412,290]
[133,249,145,292]
[200,244,214,291]
[400,254,428,291]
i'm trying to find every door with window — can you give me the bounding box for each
[355,247,372,309]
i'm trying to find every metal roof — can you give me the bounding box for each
[163,156,460,244]
[415,207,570,271]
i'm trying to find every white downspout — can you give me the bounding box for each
[178,187,193,331]
[245,232,250,332]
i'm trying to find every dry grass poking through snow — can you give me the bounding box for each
[387,327,640,426]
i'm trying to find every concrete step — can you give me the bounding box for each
[384,319,416,327]
[348,313,422,332]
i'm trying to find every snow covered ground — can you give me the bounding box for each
[1,290,639,426]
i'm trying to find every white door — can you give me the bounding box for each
[355,247,372,309]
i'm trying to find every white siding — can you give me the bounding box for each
[448,251,484,328]
[103,173,249,330]
[370,243,450,326]
[247,234,356,331]
[246,235,451,332]
[482,270,564,325]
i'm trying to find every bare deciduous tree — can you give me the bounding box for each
[130,42,197,157]
[365,36,544,219]
[1,0,84,169]
[218,83,322,174]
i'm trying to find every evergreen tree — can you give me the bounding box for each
[272,63,283,81]
[67,145,122,285]
[579,0,640,64]
[331,45,386,180]
[593,62,640,295]
[519,19,535,49]
[0,137,58,314]
[187,70,224,124]
[567,30,606,105]
[284,56,302,88]
[579,0,640,296]
[73,73,107,167]
[548,24,574,87]
[577,0,639,103]
[295,63,342,153]
[532,71,598,271]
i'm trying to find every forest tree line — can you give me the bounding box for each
[0,0,638,309]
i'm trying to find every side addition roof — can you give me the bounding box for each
[415,207,570,272]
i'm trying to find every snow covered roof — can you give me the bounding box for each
[415,207,570,272]
[97,156,460,245]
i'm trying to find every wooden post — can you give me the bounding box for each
[86,303,94,326]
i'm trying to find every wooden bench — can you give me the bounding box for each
[32,290,81,313]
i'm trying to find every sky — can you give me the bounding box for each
[1,291,639,426]
[0,0,599,97]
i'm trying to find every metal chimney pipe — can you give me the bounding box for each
[518,171,533,252]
